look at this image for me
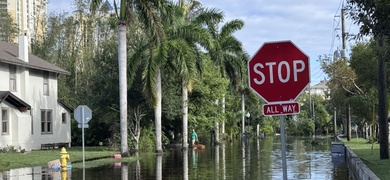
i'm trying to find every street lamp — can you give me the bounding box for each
[246,112,250,133]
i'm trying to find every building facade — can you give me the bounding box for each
[0,0,46,42]
[310,80,329,98]
[0,35,71,150]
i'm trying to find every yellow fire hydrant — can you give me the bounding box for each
[61,170,67,180]
[60,147,70,171]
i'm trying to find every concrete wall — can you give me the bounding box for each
[345,146,380,180]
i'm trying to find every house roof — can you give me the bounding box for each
[0,41,70,75]
[0,91,31,112]
[101,0,114,11]
[58,99,74,113]
[312,80,328,89]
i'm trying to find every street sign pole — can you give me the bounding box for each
[74,105,92,169]
[280,115,287,180]
[82,106,85,168]
[248,41,310,180]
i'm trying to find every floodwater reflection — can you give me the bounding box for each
[183,148,188,180]
[0,166,72,179]
[156,154,162,180]
[0,137,350,179]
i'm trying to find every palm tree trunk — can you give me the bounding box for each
[241,92,245,137]
[121,163,128,180]
[156,154,163,179]
[377,35,389,159]
[215,120,220,145]
[222,95,225,136]
[347,105,351,141]
[155,67,163,153]
[118,23,129,157]
[182,81,189,148]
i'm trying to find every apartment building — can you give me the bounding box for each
[0,0,46,42]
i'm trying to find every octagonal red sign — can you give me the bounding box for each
[248,41,310,103]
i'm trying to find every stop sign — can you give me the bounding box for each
[74,105,92,124]
[248,41,309,103]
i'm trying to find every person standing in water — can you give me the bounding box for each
[191,129,198,145]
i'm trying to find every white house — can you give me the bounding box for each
[310,80,329,98]
[0,35,72,150]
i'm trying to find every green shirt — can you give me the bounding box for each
[191,131,197,140]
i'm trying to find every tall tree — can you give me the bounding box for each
[129,0,222,151]
[320,55,363,141]
[349,40,380,134]
[347,0,390,159]
[173,0,223,148]
[91,0,165,156]
[0,11,17,42]
[206,18,245,143]
[189,58,229,138]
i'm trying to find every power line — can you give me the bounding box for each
[329,0,345,56]
[334,0,343,16]
[311,67,322,77]
[311,63,323,77]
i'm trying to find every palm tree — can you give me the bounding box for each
[173,0,223,148]
[206,18,246,144]
[138,1,220,151]
[91,0,166,156]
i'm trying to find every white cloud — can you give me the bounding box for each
[47,0,75,14]
[48,0,360,84]
[198,0,359,84]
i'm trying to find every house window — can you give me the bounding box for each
[62,113,66,124]
[2,108,9,134]
[43,72,49,95]
[41,110,52,134]
[9,65,16,92]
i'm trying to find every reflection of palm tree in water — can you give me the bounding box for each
[192,148,198,168]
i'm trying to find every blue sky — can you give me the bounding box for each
[47,0,360,85]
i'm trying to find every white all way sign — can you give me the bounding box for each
[262,102,300,116]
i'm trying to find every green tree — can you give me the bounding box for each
[167,0,225,148]
[312,95,331,135]
[189,58,229,142]
[91,0,167,155]
[347,0,390,159]
[32,2,134,147]
[320,54,363,141]
[206,17,245,143]
[296,92,317,136]
[0,11,17,42]
[349,40,379,139]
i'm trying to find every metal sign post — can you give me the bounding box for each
[74,105,92,168]
[280,115,287,180]
[248,41,310,180]
[81,106,85,168]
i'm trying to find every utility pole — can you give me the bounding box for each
[334,108,337,136]
[341,8,346,55]
[341,7,352,141]
[309,85,312,118]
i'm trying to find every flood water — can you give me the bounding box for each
[1,136,350,179]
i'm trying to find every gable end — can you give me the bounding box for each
[0,91,31,112]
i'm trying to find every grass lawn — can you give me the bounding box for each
[342,138,390,180]
[0,147,136,172]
